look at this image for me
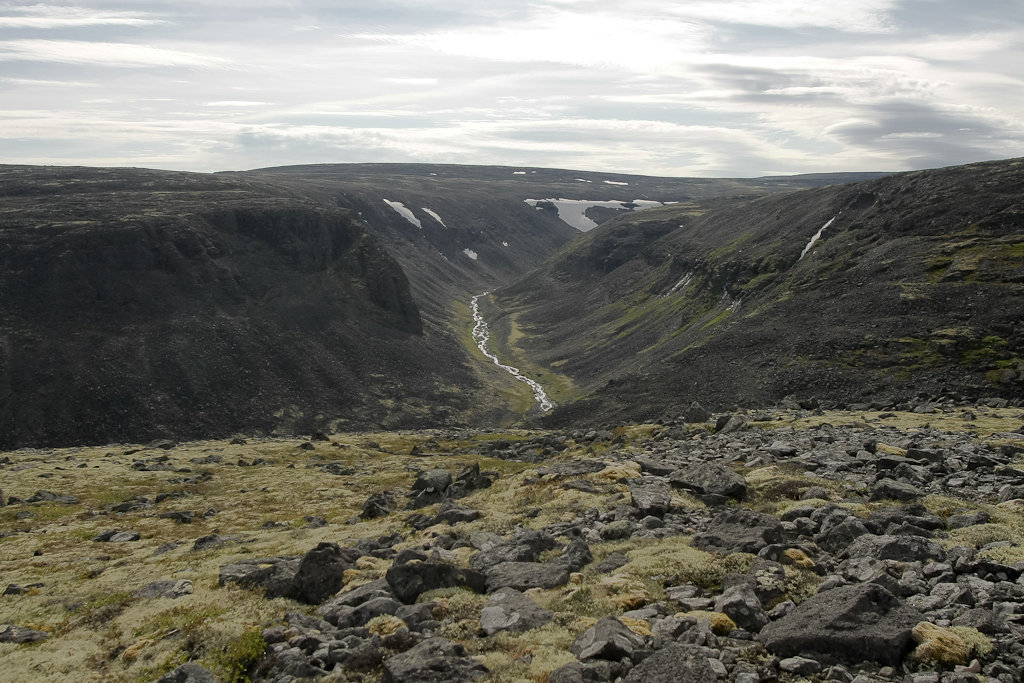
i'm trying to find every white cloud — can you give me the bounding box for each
[0,5,167,29]
[668,0,899,33]
[0,39,230,68]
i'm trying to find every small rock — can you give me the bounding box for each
[779,656,822,675]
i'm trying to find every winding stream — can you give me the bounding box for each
[471,293,554,413]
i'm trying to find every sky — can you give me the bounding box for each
[1,1,1022,177]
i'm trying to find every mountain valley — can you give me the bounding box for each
[2,158,1024,683]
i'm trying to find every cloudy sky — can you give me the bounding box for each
[1,1,1022,176]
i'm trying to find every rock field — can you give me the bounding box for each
[2,404,1024,682]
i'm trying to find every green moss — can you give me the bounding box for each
[203,628,267,683]
[701,309,731,330]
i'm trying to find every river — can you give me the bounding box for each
[470,293,554,413]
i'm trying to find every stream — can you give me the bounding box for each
[471,293,554,413]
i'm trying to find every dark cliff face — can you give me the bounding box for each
[0,168,457,448]
[492,158,1024,425]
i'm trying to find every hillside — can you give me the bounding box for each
[0,166,472,447]
[488,158,1024,425]
[0,163,877,448]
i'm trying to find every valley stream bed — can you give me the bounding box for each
[471,293,554,412]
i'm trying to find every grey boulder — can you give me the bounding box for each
[760,583,923,666]
[479,587,554,635]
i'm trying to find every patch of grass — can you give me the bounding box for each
[945,523,1023,549]
[58,591,135,635]
[202,627,266,683]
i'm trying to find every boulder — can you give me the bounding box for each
[0,624,50,643]
[469,529,560,570]
[360,492,392,519]
[669,462,747,503]
[446,463,493,499]
[289,542,361,604]
[479,588,554,635]
[629,480,673,517]
[715,415,748,434]
[548,661,625,683]
[156,663,217,683]
[871,478,923,502]
[845,534,946,563]
[219,556,300,598]
[715,584,769,633]
[760,583,923,666]
[692,507,784,554]
[485,561,570,592]
[407,469,452,509]
[386,561,486,604]
[570,615,645,661]
[558,540,594,572]
[622,644,717,682]
[381,637,488,682]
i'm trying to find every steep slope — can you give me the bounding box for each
[0,162,891,447]
[231,164,885,319]
[490,157,1024,424]
[0,166,470,447]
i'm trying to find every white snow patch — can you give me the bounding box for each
[664,272,694,297]
[513,171,526,175]
[422,207,446,227]
[524,198,664,232]
[502,241,510,247]
[603,180,629,186]
[799,214,839,260]
[575,178,593,183]
[463,248,478,260]
[383,199,421,228]
[471,293,553,413]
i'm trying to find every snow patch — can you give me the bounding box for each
[463,248,478,260]
[422,207,446,227]
[575,178,593,183]
[502,241,509,247]
[524,198,664,232]
[799,215,839,260]
[664,272,694,297]
[513,171,526,175]
[603,180,629,186]
[383,199,421,228]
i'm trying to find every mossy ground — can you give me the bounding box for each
[2,408,1023,681]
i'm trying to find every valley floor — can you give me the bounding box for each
[1,407,1023,682]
